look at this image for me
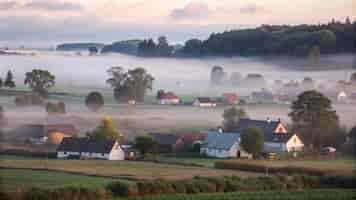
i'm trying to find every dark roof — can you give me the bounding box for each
[150,133,180,145]
[233,119,290,143]
[197,97,212,103]
[14,124,45,138]
[202,132,241,150]
[57,138,116,153]
[251,90,274,99]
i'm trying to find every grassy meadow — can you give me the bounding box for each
[0,156,260,181]
[0,169,118,191]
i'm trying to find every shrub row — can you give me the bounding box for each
[214,160,351,176]
[1,186,109,200]
[106,175,356,197]
[2,175,355,199]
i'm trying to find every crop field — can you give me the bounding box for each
[114,189,355,200]
[0,156,260,181]
[0,169,118,191]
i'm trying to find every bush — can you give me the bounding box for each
[106,181,138,197]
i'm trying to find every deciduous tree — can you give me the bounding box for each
[289,90,340,151]
[222,106,248,132]
[24,69,55,98]
[240,127,264,158]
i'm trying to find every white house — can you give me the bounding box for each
[232,118,304,153]
[200,132,252,158]
[337,91,348,103]
[193,97,217,107]
[57,138,124,160]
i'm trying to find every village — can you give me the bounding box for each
[0,64,355,200]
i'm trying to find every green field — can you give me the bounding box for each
[115,190,355,200]
[158,153,221,168]
[0,169,118,191]
[0,156,259,181]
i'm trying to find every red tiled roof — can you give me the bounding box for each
[180,133,207,144]
[161,92,179,100]
[223,93,238,103]
[47,124,78,135]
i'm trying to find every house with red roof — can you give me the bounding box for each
[223,93,239,104]
[158,92,180,105]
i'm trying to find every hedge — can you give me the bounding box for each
[214,160,352,176]
[106,175,356,198]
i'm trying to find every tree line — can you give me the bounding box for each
[104,18,355,58]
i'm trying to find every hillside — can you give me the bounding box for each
[56,43,106,51]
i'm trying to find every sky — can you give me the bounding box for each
[0,0,355,47]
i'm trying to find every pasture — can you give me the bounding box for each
[0,156,260,181]
[0,169,118,191]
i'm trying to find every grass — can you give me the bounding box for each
[0,156,260,181]
[158,153,221,168]
[0,168,118,191]
[114,189,356,200]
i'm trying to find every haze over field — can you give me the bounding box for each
[1,52,355,95]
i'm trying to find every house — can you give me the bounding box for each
[232,118,304,152]
[57,138,124,160]
[223,93,239,104]
[47,124,78,144]
[180,133,207,150]
[158,92,180,105]
[337,91,348,102]
[249,89,274,104]
[14,124,78,145]
[193,97,217,107]
[200,132,252,158]
[14,124,47,144]
[150,133,184,153]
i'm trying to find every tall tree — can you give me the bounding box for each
[0,77,3,88]
[89,116,121,140]
[4,70,15,88]
[223,106,248,132]
[210,66,225,86]
[289,90,340,151]
[106,67,154,103]
[24,69,55,98]
[350,72,356,84]
[127,67,154,102]
[106,66,131,102]
[157,36,173,57]
[85,91,104,112]
[240,127,264,158]
[133,135,158,155]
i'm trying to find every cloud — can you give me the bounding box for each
[0,0,17,10]
[24,0,82,11]
[170,2,210,20]
[0,0,82,11]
